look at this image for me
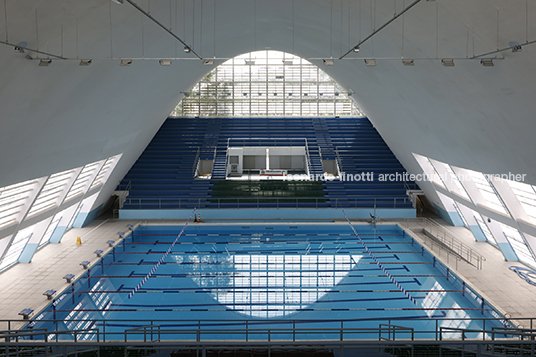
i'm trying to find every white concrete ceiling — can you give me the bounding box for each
[1,0,536,211]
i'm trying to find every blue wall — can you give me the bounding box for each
[119,208,416,220]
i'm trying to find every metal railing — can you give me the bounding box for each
[121,196,410,209]
[400,218,486,270]
[0,316,526,343]
[227,137,308,148]
[191,147,201,177]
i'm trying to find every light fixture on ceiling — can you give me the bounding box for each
[111,0,124,3]
[402,59,414,66]
[323,59,334,66]
[203,60,214,65]
[39,59,51,66]
[120,59,132,66]
[245,59,255,65]
[480,59,494,67]
[508,40,523,53]
[13,41,28,53]
[282,60,293,65]
[441,59,455,67]
[159,60,172,66]
[364,59,376,66]
[353,46,360,52]
[79,59,92,66]
[183,46,191,53]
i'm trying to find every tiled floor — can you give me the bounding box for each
[1,217,536,331]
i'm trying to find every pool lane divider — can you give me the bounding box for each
[128,208,196,299]
[342,210,418,306]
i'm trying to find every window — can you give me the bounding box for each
[171,50,363,118]
[474,214,497,246]
[39,218,61,248]
[0,225,34,271]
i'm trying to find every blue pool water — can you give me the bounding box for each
[29,223,506,341]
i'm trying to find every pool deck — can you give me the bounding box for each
[1,217,536,330]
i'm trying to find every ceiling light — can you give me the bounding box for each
[183,46,191,53]
[323,59,334,66]
[120,59,132,66]
[245,60,255,65]
[364,59,376,66]
[353,46,360,52]
[39,59,51,66]
[402,59,414,66]
[282,60,293,65]
[441,59,454,67]
[111,0,124,3]
[79,59,92,66]
[159,59,172,66]
[203,60,214,65]
[480,59,494,67]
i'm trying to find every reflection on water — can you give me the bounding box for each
[180,254,362,318]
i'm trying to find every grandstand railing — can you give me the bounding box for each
[122,196,411,209]
[1,316,528,344]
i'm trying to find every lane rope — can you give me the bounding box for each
[128,208,197,299]
[342,210,418,306]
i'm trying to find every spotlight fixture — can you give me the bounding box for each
[183,46,191,53]
[39,59,51,66]
[245,60,255,65]
[402,59,414,66]
[441,59,455,67]
[508,40,523,53]
[79,59,92,66]
[480,59,494,67]
[364,59,376,66]
[353,46,360,52]
[13,41,28,53]
[120,59,132,66]
[323,59,334,66]
[159,59,172,66]
[282,60,293,65]
[111,0,124,3]
[203,59,214,65]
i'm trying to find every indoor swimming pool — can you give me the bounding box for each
[27,223,507,341]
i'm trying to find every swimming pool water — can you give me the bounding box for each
[29,223,506,341]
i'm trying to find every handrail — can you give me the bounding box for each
[335,146,344,174]
[304,138,312,177]
[401,218,486,270]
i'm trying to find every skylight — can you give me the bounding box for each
[507,180,536,225]
[499,223,536,265]
[171,50,363,118]
[445,165,470,200]
[0,179,39,229]
[64,162,101,202]
[90,155,122,190]
[466,170,508,215]
[27,170,76,217]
